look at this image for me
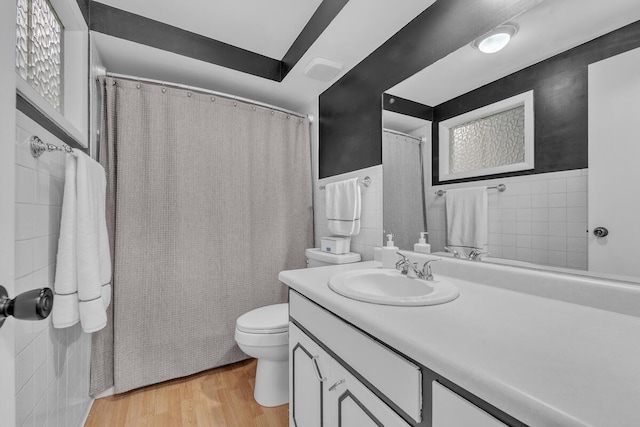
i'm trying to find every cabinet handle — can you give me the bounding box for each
[328,379,345,391]
[311,355,326,382]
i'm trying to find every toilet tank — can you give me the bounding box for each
[305,248,361,268]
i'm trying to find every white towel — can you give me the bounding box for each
[445,187,488,252]
[325,178,361,236]
[53,151,111,333]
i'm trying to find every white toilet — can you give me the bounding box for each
[234,248,361,407]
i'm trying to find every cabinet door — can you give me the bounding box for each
[432,381,507,427]
[289,323,330,427]
[325,358,411,427]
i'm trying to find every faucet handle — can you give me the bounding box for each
[421,259,439,281]
[395,252,409,271]
[468,249,489,261]
[396,252,409,261]
[395,252,410,266]
[422,259,440,271]
[444,246,460,258]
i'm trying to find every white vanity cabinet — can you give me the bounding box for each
[281,257,640,427]
[289,322,411,427]
[289,290,422,426]
[288,290,525,427]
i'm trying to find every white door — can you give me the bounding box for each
[588,47,640,277]
[0,309,15,427]
[0,4,17,421]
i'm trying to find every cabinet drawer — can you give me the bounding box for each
[290,291,422,422]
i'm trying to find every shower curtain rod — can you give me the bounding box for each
[104,72,311,121]
[383,128,426,143]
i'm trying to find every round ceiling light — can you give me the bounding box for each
[473,24,518,54]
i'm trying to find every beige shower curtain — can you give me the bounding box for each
[382,130,426,250]
[90,77,313,394]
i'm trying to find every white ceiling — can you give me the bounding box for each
[387,0,640,107]
[383,110,430,135]
[92,0,434,113]
[96,0,323,59]
[93,0,640,117]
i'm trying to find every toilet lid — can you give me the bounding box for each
[236,303,289,334]
[306,248,361,264]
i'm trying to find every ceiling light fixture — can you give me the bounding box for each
[472,24,518,54]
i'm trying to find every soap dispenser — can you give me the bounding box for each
[382,233,399,269]
[414,232,431,254]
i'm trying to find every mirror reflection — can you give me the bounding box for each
[382,112,430,251]
[382,0,640,279]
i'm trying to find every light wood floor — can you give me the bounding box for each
[84,359,288,427]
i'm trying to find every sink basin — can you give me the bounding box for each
[328,268,459,306]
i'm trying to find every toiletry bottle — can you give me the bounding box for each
[382,233,399,269]
[414,232,431,254]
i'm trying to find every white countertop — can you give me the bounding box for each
[279,260,640,427]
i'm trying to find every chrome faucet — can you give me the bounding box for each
[421,260,439,281]
[445,246,487,261]
[395,253,439,281]
[395,253,422,277]
[444,246,460,258]
[468,248,488,261]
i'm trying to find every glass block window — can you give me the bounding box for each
[449,105,525,174]
[15,0,63,112]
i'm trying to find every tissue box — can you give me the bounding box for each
[321,236,351,254]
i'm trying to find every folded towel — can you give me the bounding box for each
[50,294,78,328]
[325,178,361,236]
[445,187,488,252]
[53,151,112,333]
[52,154,79,328]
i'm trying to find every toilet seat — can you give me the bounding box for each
[236,303,288,334]
[235,329,288,347]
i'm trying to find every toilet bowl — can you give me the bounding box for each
[235,248,361,407]
[235,303,289,407]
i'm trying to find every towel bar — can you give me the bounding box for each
[435,183,506,197]
[30,136,73,158]
[319,176,371,190]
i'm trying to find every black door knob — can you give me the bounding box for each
[593,227,609,238]
[0,286,54,328]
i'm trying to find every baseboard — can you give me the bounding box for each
[93,386,115,399]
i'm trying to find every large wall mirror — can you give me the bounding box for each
[382,0,640,280]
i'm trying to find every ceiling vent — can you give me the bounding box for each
[304,57,344,82]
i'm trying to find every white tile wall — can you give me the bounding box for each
[314,165,383,261]
[15,112,92,427]
[427,169,589,270]
[308,98,383,262]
